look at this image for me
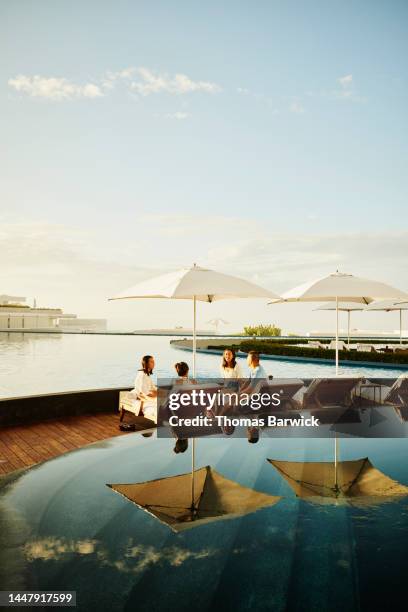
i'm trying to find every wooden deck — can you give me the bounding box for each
[0,413,126,476]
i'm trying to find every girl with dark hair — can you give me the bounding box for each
[132,355,157,420]
[174,361,189,380]
[220,348,243,379]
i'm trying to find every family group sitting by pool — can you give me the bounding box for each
[130,348,268,422]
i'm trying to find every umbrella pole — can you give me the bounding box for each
[335,296,339,375]
[347,311,350,347]
[400,310,402,345]
[191,295,197,512]
[191,432,196,511]
[334,435,339,495]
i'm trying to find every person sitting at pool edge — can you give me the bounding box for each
[240,350,269,397]
[132,355,157,421]
[220,348,243,379]
[247,350,268,379]
[174,361,190,382]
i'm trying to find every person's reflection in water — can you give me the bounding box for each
[247,426,260,444]
[173,438,189,454]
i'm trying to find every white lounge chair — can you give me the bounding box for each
[300,377,360,410]
[328,340,348,351]
[358,374,408,406]
[356,343,377,353]
[308,340,327,349]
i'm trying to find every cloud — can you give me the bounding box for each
[306,74,366,104]
[8,75,103,100]
[130,68,220,96]
[164,111,190,120]
[289,101,305,114]
[338,74,353,88]
[2,216,406,330]
[8,67,220,102]
[24,536,216,574]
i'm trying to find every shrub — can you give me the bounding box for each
[243,324,282,337]
[208,340,408,365]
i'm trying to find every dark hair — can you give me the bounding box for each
[247,427,259,444]
[140,355,154,375]
[174,439,188,454]
[248,350,260,363]
[222,348,236,369]
[175,362,189,377]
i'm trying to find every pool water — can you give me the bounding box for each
[1,433,408,611]
[0,333,406,398]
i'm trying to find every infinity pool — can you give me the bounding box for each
[0,333,406,398]
[1,432,408,611]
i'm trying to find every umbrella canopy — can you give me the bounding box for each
[315,301,365,346]
[277,271,407,304]
[271,271,408,373]
[110,264,279,375]
[110,265,278,303]
[365,299,408,344]
[268,458,408,505]
[108,466,281,532]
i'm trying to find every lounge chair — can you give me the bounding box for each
[308,341,327,349]
[301,377,361,410]
[256,378,305,411]
[356,343,377,353]
[383,374,408,407]
[328,340,348,351]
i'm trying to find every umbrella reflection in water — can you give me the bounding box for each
[108,466,281,532]
[268,457,408,506]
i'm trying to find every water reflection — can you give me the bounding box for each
[108,466,281,532]
[268,457,408,505]
[24,536,217,573]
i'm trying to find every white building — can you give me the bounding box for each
[0,295,107,332]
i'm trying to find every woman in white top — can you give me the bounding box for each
[219,348,243,379]
[132,355,157,420]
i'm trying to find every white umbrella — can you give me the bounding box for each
[315,301,365,346]
[110,264,279,374]
[206,318,229,334]
[110,263,280,509]
[271,271,407,375]
[271,271,407,496]
[365,299,408,345]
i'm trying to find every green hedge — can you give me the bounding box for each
[208,340,408,365]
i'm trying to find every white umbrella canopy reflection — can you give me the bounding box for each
[365,299,408,345]
[270,271,408,375]
[268,457,408,506]
[109,264,280,510]
[108,466,281,532]
[315,301,365,347]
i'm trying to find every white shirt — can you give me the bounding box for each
[132,371,157,420]
[133,370,156,397]
[249,364,268,379]
[219,362,243,379]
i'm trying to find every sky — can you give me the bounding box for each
[1,0,407,334]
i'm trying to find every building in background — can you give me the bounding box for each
[0,295,107,332]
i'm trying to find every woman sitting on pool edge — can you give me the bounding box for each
[174,361,191,383]
[132,354,157,421]
[219,348,243,379]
